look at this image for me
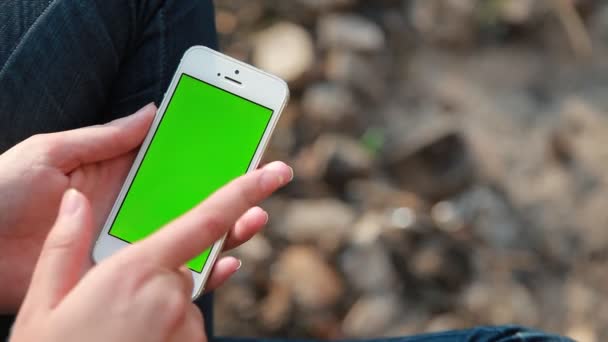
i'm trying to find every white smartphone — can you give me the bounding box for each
[92,46,289,299]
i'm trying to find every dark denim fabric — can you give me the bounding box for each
[0,1,573,342]
[0,0,217,339]
[0,0,218,152]
[217,326,572,342]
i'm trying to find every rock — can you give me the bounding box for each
[319,136,373,185]
[294,134,373,189]
[215,10,238,35]
[384,130,475,200]
[302,313,343,340]
[387,207,417,230]
[273,199,356,252]
[232,234,273,264]
[436,186,526,250]
[259,283,293,332]
[224,1,265,27]
[431,201,465,233]
[294,0,356,12]
[273,0,357,22]
[548,99,608,254]
[346,179,424,211]
[253,22,315,83]
[339,242,398,293]
[272,246,344,310]
[497,0,535,25]
[214,283,260,336]
[325,49,386,100]
[214,283,258,322]
[462,280,539,326]
[565,279,595,320]
[301,83,358,128]
[577,190,608,255]
[348,206,423,248]
[591,4,608,40]
[318,14,386,52]
[408,0,476,47]
[410,243,444,279]
[402,237,472,294]
[384,312,432,338]
[461,282,491,315]
[566,323,597,342]
[551,98,608,185]
[425,313,469,333]
[342,294,403,338]
[349,211,386,246]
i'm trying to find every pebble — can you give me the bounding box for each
[325,50,385,99]
[408,0,476,46]
[295,0,356,12]
[253,22,315,82]
[498,0,535,24]
[301,83,358,127]
[259,282,293,331]
[591,4,608,40]
[294,134,373,188]
[272,246,344,310]
[431,201,465,233]
[342,294,403,338]
[385,131,475,200]
[436,186,524,249]
[349,211,385,246]
[462,280,539,326]
[339,241,397,292]
[566,323,597,342]
[318,14,386,51]
[346,179,423,211]
[232,234,273,264]
[425,313,468,333]
[389,207,417,230]
[273,199,356,252]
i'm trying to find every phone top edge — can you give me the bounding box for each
[185,46,290,94]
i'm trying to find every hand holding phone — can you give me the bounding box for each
[12,162,293,342]
[92,47,290,298]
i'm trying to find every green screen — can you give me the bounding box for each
[109,74,273,272]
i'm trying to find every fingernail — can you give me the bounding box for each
[60,189,81,216]
[136,102,157,115]
[110,103,156,125]
[236,259,243,271]
[262,211,270,225]
[260,162,293,191]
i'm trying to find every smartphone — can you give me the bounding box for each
[92,46,289,299]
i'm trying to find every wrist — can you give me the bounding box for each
[0,240,28,314]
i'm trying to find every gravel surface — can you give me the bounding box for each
[213,1,608,341]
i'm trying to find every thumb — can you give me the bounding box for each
[25,189,96,310]
[48,103,156,172]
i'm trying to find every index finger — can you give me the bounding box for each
[115,161,293,268]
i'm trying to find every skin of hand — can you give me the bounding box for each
[0,103,273,312]
[10,161,293,342]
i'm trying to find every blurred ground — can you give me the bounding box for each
[212,1,608,341]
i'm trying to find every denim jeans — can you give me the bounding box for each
[0,1,572,342]
[218,326,573,342]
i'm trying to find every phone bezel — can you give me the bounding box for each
[92,46,289,300]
